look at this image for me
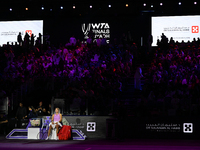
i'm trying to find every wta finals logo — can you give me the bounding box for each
[81,23,110,40]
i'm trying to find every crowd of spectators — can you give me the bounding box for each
[0,33,135,115]
[141,34,200,117]
[2,32,200,117]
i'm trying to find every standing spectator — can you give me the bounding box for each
[38,33,42,44]
[47,104,52,116]
[31,33,36,46]
[17,32,23,46]
[0,112,8,135]
[24,32,30,47]
[15,102,27,128]
[134,64,144,90]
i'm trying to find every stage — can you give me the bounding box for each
[1,136,200,150]
[2,115,200,149]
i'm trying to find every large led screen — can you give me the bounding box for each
[0,20,43,46]
[151,15,200,46]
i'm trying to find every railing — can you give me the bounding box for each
[10,75,119,115]
[10,76,70,108]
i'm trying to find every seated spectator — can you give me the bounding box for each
[36,101,46,116]
[111,54,117,62]
[25,106,37,119]
[70,35,77,46]
[96,38,101,47]
[91,54,100,63]
[101,61,106,69]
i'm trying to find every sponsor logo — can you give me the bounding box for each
[192,26,199,33]
[87,122,96,132]
[82,24,91,37]
[163,27,189,32]
[25,30,32,36]
[183,123,193,133]
[82,23,110,43]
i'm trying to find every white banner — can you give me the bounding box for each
[0,20,43,46]
[151,15,200,46]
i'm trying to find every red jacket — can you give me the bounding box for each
[57,125,72,140]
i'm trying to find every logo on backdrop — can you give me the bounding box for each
[82,24,91,37]
[69,118,85,129]
[192,26,199,33]
[183,123,193,133]
[25,30,32,36]
[81,23,110,42]
[87,122,96,132]
[163,27,189,32]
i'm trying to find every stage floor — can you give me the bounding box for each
[0,136,200,150]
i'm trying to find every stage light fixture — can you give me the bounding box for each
[10,8,12,11]
[126,4,128,7]
[194,2,197,5]
[179,2,181,5]
[108,5,111,8]
[90,5,92,8]
[41,7,44,10]
[143,3,146,6]
[151,5,153,8]
[160,3,163,6]
[61,6,63,9]
[26,8,28,11]
[50,9,52,11]
[73,5,75,9]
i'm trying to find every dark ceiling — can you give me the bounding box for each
[0,0,199,20]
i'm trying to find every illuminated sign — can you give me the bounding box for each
[82,23,110,43]
[183,123,193,133]
[152,15,200,46]
[192,26,199,33]
[146,123,181,132]
[87,122,96,132]
[25,30,32,36]
[0,20,43,45]
[146,122,194,134]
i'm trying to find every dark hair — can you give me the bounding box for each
[29,106,36,114]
